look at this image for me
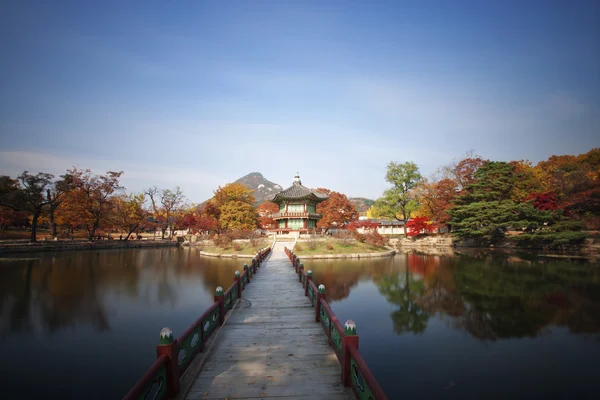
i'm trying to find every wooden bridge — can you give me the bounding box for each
[124,242,387,400]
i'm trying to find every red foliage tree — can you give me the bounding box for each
[525,192,562,211]
[406,217,435,237]
[257,201,279,229]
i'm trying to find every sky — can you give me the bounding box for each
[1,0,598,202]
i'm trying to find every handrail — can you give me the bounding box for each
[124,246,272,399]
[319,298,344,361]
[123,355,169,400]
[348,346,388,400]
[284,246,388,400]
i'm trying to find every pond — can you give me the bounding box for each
[0,247,599,399]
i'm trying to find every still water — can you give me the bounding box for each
[1,248,599,399]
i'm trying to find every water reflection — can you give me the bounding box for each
[0,248,248,337]
[308,251,600,339]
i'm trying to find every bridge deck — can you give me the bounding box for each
[183,242,353,400]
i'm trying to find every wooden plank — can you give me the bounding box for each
[183,242,353,400]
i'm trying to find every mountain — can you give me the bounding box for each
[234,172,283,205]
[349,197,375,215]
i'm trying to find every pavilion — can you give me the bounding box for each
[267,173,328,234]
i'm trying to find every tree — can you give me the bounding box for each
[219,201,258,230]
[442,152,486,191]
[69,168,124,240]
[447,160,586,247]
[212,183,255,208]
[145,186,186,239]
[257,201,279,229]
[113,193,149,240]
[45,173,75,238]
[373,161,422,237]
[0,172,54,242]
[537,148,599,223]
[160,187,185,239]
[208,183,257,232]
[315,189,359,231]
[413,177,457,229]
[0,207,28,238]
[406,217,435,237]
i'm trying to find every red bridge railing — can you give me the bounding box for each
[123,246,272,400]
[284,246,388,400]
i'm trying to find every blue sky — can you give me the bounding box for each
[1,0,598,202]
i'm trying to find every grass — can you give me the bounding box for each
[293,238,389,255]
[200,240,270,255]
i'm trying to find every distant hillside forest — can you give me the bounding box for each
[1,148,597,250]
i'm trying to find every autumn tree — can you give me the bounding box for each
[69,168,124,240]
[373,161,423,237]
[413,177,457,230]
[442,152,486,191]
[315,188,359,231]
[145,186,186,239]
[219,201,258,230]
[45,173,76,237]
[0,207,28,238]
[447,161,586,247]
[537,148,599,224]
[406,217,436,237]
[113,193,149,240]
[212,183,255,208]
[0,172,72,242]
[209,183,257,232]
[257,201,279,229]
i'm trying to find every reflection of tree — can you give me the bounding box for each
[453,255,600,339]
[377,264,429,334]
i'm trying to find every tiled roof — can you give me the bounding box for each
[268,179,329,203]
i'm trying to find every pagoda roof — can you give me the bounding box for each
[267,174,329,203]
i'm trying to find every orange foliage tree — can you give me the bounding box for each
[315,188,359,231]
[257,201,278,229]
[67,168,124,240]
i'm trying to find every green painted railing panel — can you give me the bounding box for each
[330,323,342,357]
[320,306,329,332]
[138,361,168,400]
[308,285,315,306]
[350,356,375,400]
[203,307,220,339]
[177,326,203,374]
[225,292,232,310]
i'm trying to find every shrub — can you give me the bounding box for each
[365,231,389,247]
[307,237,318,250]
[326,243,334,251]
[353,232,367,243]
[294,243,303,251]
[232,242,242,252]
[214,234,232,249]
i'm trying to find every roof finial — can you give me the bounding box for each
[293,172,301,185]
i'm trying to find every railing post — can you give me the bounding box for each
[156,327,180,396]
[214,286,225,325]
[235,271,241,299]
[341,320,359,387]
[252,257,257,273]
[298,263,304,282]
[295,258,300,273]
[305,270,312,296]
[316,284,325,322]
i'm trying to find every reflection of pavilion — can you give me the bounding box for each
[268,173,328,234]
